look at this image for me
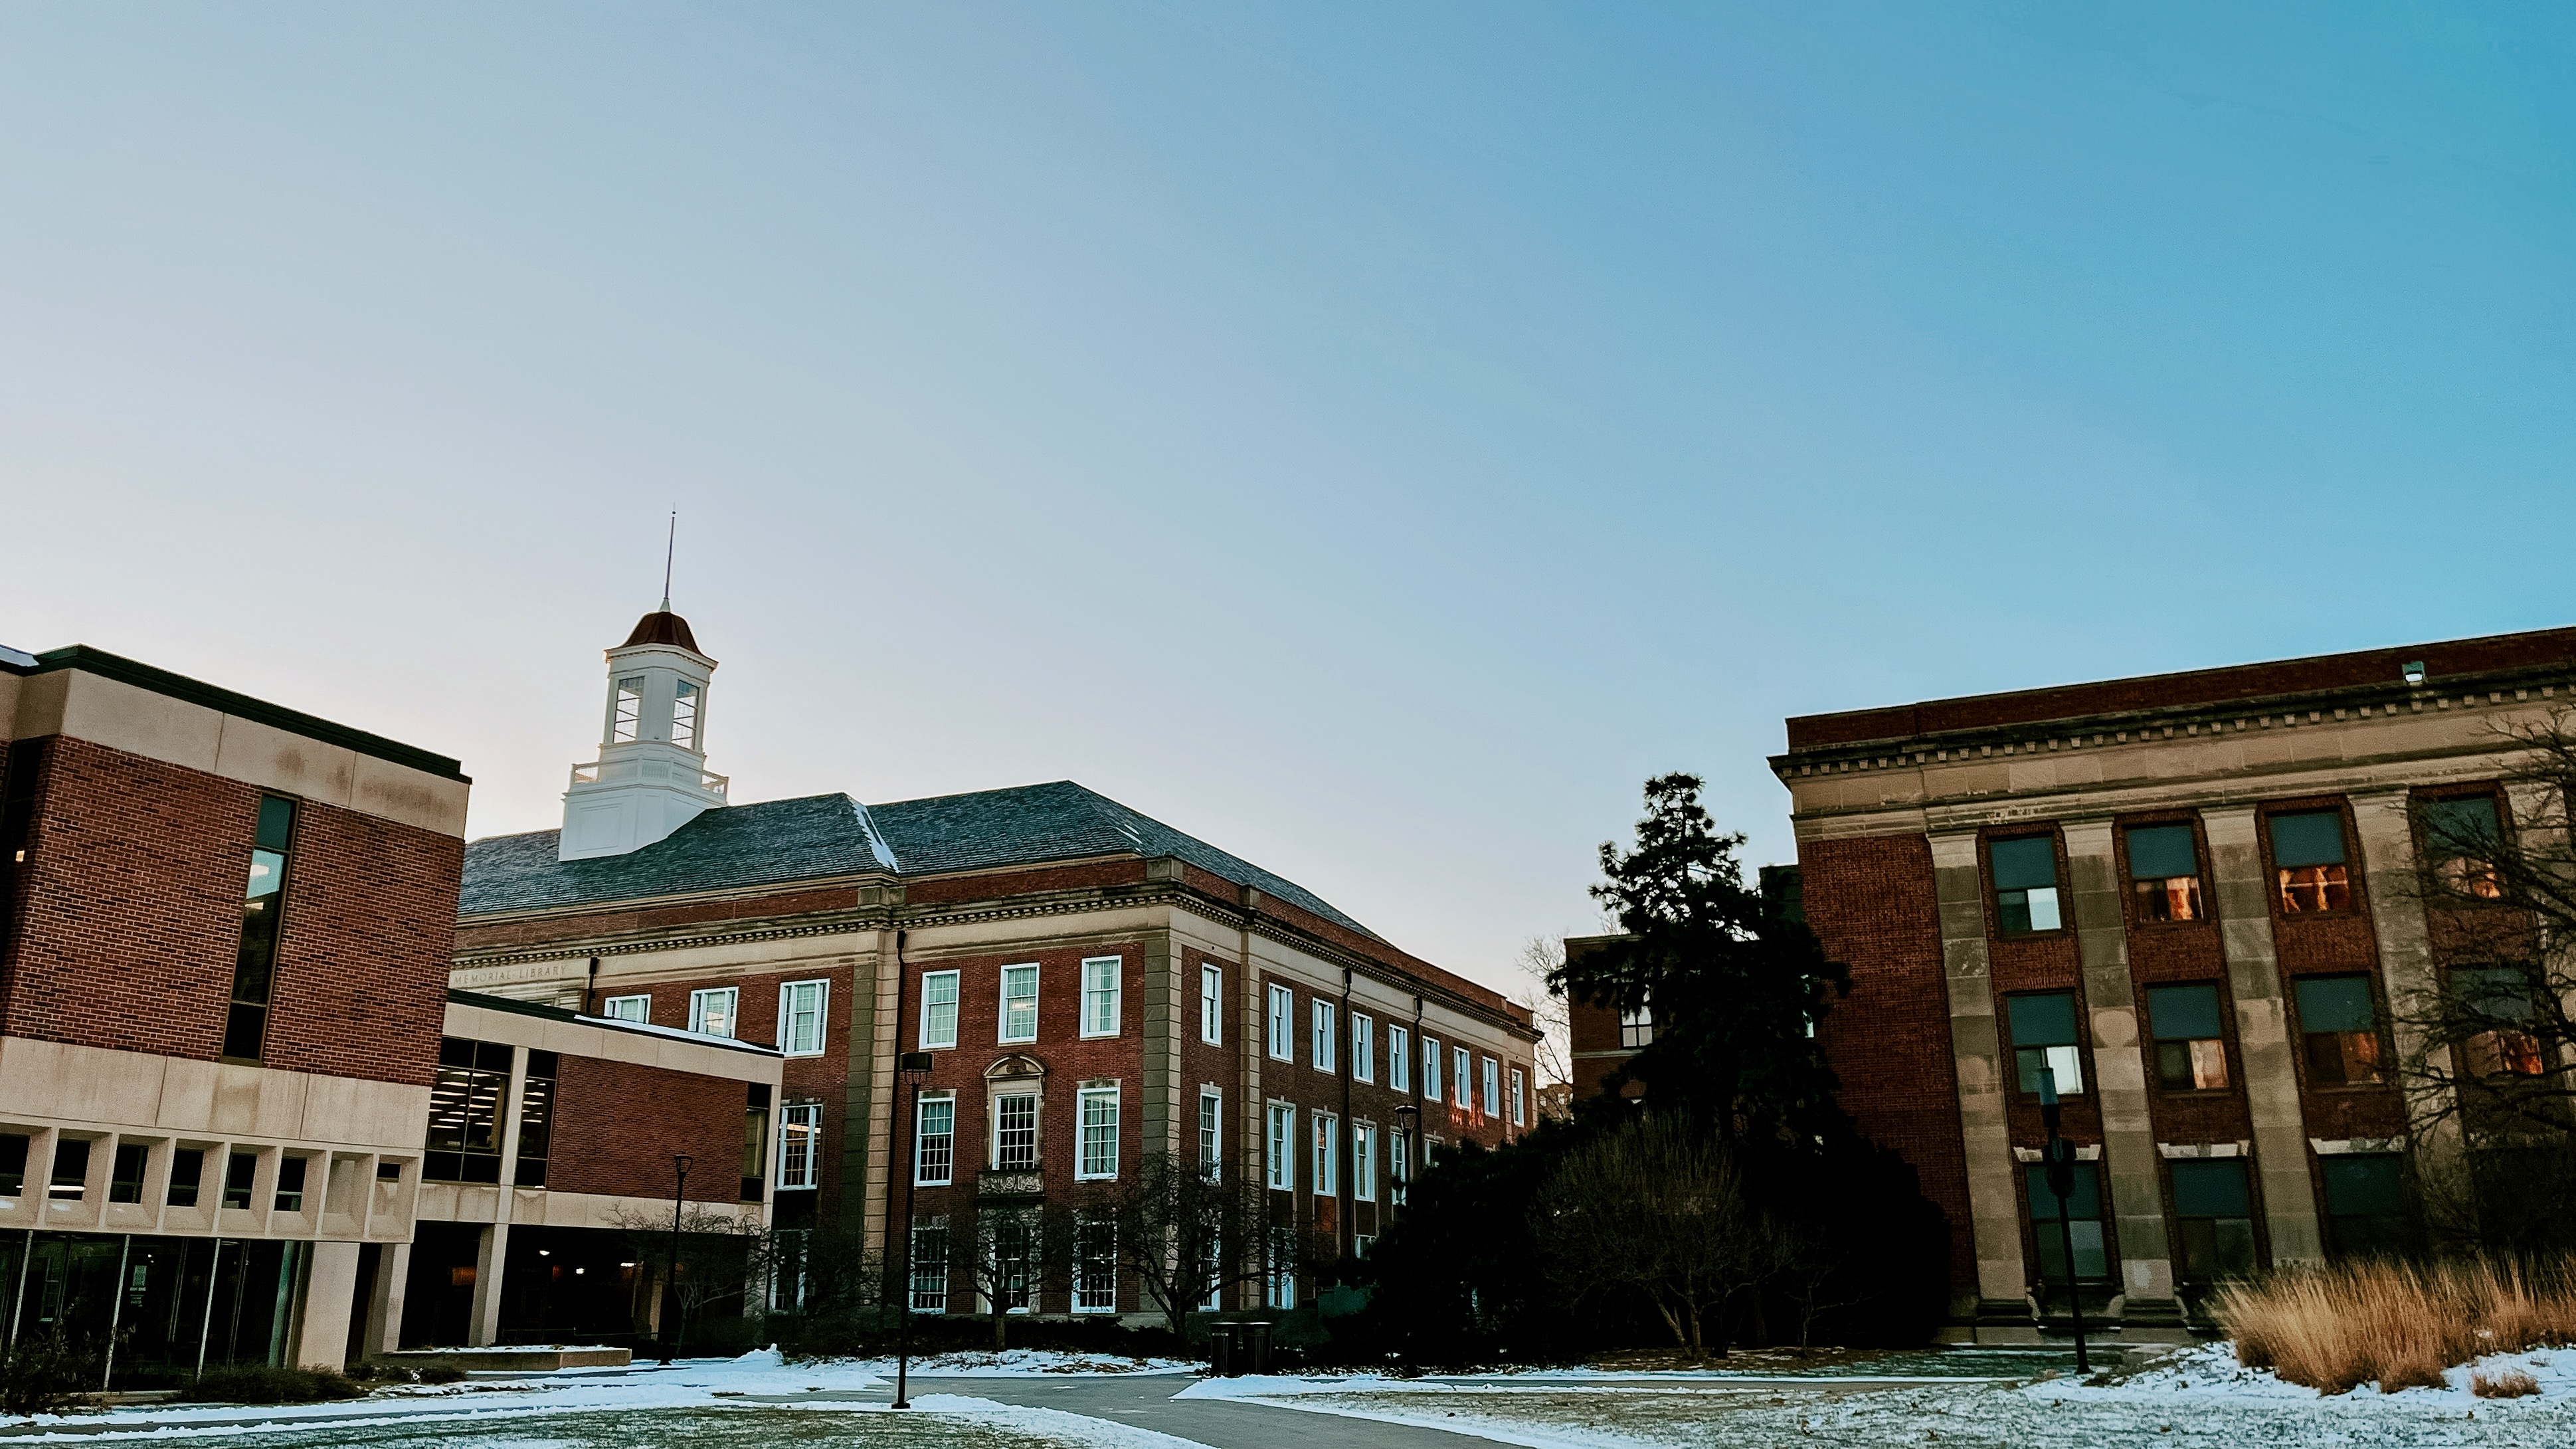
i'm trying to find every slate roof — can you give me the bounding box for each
[459,780,1379,939]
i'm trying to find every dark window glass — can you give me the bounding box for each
[2423,796,2504,900]
[2007,992,2084,1095]
[222,1151,257,1210]
[109,1143,149,1204]
[2322,1154,2407,1258]
[516,1051,557,1189]
[1990,837,2063,933]
[226,797,299,1059]
[2148,983,2229,1090]
[274,1156,307,1212]
[2295,976,2383,1085]
[2171,1159,2256,1280]
[49,1139,90,1200]
[2453,967,2545,1078]
[742,1090,771,1201]
[424,1039,509,1183]
[167,1147,203,1207]
[2270,811,2351,914]
[2025,1162,2109,1282]
[0,1134,25,1197]
[2126,824,2205,921]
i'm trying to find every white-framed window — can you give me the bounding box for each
[1351,1014,1374,1082]
[1313,1000,1336,1072]
[919,970,961,1050]
[611,675,644,742]
[1619,1002,1653,1049]
[689,987,738,1038]
[1510,1068,1526,1127]
[602,993,649,1024]
[1354,1122,1376,1202]
[1202,1240,1224,1311]
[778,1102,822,1189]
[779,979,829,1056]
[1453,1047,1472,1110]
[1391,1130,1410,1207]
[1077,1083,1120,1180]
[1423,1036,1442,1102]
[770,1228,811,1311]
[993,1091,1038,1171]
[1313,1113,1338,1196]
[1200,964,1224,1044]
[1266,1102,1295,1190]
[1081,957,1121,1038]
[1388,1025,1411,1092]
[910,1218,949,1313]
[1482,1056,1500,1117]
[1074,1213,1118,1313]
[1198,1088,1222,1179]
[1000,965,1039,1044]
[1267,985,1293,1060]
[1267,1234,1297,1309]
[672,678,701,750]
[915,1095,955,1186]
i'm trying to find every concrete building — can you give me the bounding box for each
[0,644,468,1377]
[451,609,1542,1325]
[1770,627,2576,1342]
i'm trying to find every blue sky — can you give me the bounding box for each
[5,4,2572,993]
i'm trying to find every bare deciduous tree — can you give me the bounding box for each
[1078,1152,1297,1337]
[1515,936,1574,1096]
[2385,712,2576,1251]
[1530,1113,1766,1359]
[951,1199,1075,1351]
[609,1205,771,1351]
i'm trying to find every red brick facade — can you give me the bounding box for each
[1,735,459,1086]
[547,1056,759,1204]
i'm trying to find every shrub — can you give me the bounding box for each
[2472,1369,2540,1399]
[2217,1256,2576,1394]
[415,1365,466,1385]
[0,1326,102,1416]
[180,1365,367,1405]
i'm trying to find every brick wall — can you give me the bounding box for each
[1799,832,1977,1293]
[0,735,458,1086]
[549,1056,753,1203]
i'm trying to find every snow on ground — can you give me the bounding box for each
[1187,1347,2576,1448]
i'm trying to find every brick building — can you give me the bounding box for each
[0,644,467,1377]
[451,609,1542,1325]
[1769,627,2576,1343]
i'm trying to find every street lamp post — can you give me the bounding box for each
[892,1051,935,1410]
[658,1153,693,1366]
[2037,1068,2090,1375]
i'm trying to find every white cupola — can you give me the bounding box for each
[558,609,729,860]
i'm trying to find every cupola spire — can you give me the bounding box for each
[557,585,727,861]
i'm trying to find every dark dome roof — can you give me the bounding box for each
[621,611,704,653]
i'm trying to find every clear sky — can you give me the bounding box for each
[5,4,2573,996]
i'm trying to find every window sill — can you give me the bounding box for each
[998,1036,1038,1047]
[1079,1030,1120,1041]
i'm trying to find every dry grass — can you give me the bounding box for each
[2215,1257,2576,1395]
[2472,1369,2541,1399]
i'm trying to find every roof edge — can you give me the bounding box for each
[14,646,469,782]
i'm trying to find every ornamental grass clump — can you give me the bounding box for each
[2216,1256,2576,1395]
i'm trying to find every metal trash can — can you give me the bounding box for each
[1206,1321,1236,1377]
[1241,1319,1273,1376]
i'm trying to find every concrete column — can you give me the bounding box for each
[2199,805,2325,1266]
[292,1240,363,1371]
[466,1223,509,1347]
[2349,791,2464,1185]
[859,928,901,1258]
[1928,830,2033,1341]
[364,1240,411,1356]
[1142,910,1182,1163]
[2061,819,2180,1333]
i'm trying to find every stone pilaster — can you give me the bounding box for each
[1928,830,2034,1341]
[2059,819,2180,1334]
[2198,805,2324,1266]
[2348,791,2460,1159]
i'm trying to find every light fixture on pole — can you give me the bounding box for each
[658,1153,693,1367]
[2037,1068,2090,1375]
[892,1050,935,1410]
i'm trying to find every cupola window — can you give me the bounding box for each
[673,678,701,749]
[612,676,645,741]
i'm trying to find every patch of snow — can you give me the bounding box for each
[2025,1339,2576,1406]
[840,1349,1200,1377]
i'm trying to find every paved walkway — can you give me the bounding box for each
[892,1373,1534,1449]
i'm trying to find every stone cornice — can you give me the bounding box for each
[1770,665,2575,780]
